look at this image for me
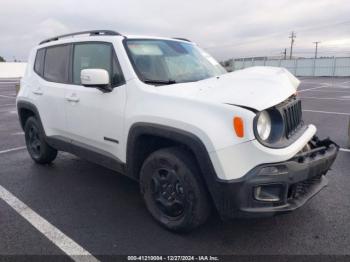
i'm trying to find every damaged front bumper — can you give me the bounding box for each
[212,136,339,219]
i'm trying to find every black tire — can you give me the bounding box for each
[140,147,211,232]
[24,116,57,164]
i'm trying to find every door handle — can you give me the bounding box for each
[67,97,80,102]
[66,93,80,102]
[32,89,43,95]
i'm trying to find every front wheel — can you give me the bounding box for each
[140,147,211,232]
[24,117,57,164]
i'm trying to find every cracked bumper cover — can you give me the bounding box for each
[210,137,339,219]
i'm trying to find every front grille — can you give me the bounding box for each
[281,98,303,138]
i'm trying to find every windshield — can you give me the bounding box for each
[125,39,227,84]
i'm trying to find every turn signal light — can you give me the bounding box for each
[233,117,244,138]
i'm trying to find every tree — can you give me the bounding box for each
[0,56,5,62]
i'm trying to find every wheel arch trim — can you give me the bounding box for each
[17,101,46,135]
[126,123,223,208]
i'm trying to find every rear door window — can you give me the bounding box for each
[44,45,70,83]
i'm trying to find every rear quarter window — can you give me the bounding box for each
[34,49,45,76]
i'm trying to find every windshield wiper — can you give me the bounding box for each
[144,79,177,85]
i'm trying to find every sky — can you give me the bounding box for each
[1,0,350,62]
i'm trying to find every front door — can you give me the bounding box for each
[64,42,126,159]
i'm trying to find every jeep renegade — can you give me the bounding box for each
[17,30,339,232]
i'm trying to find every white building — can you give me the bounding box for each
[0,62,27,79]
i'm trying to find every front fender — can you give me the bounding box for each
[124,88,257,153]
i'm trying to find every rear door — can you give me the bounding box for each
[33,44,71,137]
[64,42,126,159]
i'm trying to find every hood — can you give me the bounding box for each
[155,67,300,111]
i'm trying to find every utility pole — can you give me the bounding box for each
[289,31,296,59]
[313,41,321,59]
[282,48,287,60]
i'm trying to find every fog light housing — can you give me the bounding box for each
[254,184,284,202]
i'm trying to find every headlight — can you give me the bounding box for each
[254,107,294,147]
[256,111,271,140]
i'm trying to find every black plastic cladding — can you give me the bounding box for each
[214,136,338,219]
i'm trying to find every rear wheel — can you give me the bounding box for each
[140,147,211,232]
[24,117,57,164]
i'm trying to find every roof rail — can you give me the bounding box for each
[39,30,122,45]
[173,37,192,42]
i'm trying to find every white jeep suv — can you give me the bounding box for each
[17,30,338,232]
